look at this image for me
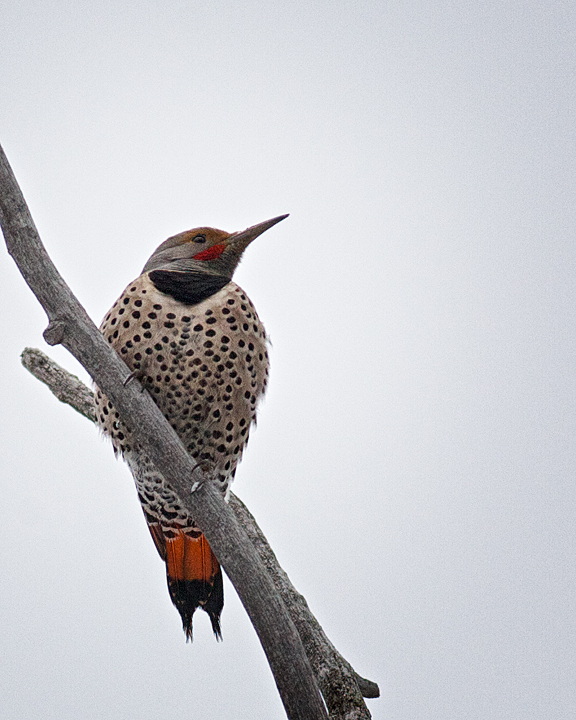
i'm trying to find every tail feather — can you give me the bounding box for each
[148,525,223,640]
[168,571,223,641]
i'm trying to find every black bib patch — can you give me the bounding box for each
[149,270,230,305]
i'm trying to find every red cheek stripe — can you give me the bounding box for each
[193,243,226,261]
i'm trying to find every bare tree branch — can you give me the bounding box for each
[0,142,327,720]
[230,495,381,714]
[21,345,380,718]
[21,347,96,421]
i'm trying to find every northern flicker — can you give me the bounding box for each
[94,214,287,640]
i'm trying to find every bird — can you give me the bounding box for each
[94,214,288,640]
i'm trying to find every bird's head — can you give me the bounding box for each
[142,214,288,279]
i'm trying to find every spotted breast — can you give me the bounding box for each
[94,216,286,639]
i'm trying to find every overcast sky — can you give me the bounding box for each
[1,1,575,718]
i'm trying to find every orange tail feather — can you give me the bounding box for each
[148,526,223,640]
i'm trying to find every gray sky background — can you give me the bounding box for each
[1,1,575,718]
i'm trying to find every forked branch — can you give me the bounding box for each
[22,346,380,717]
[0,142,326,720]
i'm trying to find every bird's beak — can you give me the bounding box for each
[228,214,289,252]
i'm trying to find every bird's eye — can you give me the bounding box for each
[192,234,206,243]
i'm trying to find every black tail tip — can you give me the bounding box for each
[179,609,222,643]
[168,571,224,642]
[208,611,223,641]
